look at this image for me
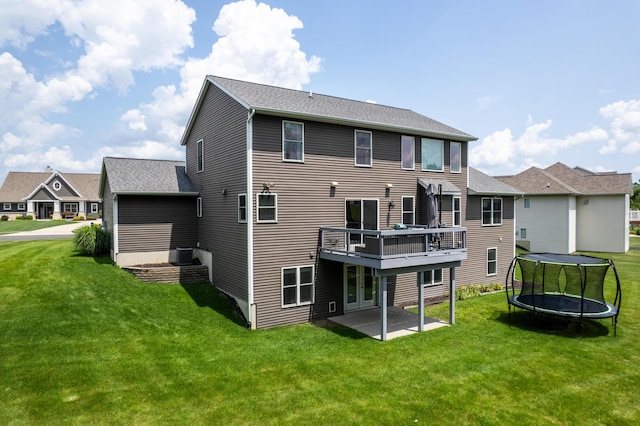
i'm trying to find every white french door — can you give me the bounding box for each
[344,265,377,311]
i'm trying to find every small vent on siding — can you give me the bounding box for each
[328,301,336,313]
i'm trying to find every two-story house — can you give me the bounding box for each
[100,76,520,339]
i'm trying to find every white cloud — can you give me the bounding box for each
[475,95,502,111]
[599,99,640,154]
[469,128,515,167]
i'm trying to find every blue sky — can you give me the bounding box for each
[1,0,639,185]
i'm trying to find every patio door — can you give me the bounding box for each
[344,265,377,311]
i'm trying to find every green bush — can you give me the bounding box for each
[73,215,85,221]
[447,283,504,300]
[1,215,8,221]
[15,215,24,220]
[24,215,33,220]
[73,224,110,256]
[636,228,640,236]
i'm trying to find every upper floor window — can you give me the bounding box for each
[196,139,204,172]
[523,197,531,209]
[256,193,277,223]
[421,138,444,172]
[355,130,372,167]
[452,196,461,226]
[520,228,527,239]
[482,198,502,226]
[238,194,248,223]
[53,181,61,191]
[402,196,415,225]
[450,141,461,173]
[196,197,203,217]
[283,121,304,162]
[401,135,415,170]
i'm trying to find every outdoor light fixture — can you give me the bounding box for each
[330,181,339,188]
[262,182,273,193]
[385,183,393,188]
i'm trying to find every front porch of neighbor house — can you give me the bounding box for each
[318,226,467,340]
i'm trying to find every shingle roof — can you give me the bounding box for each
[181,76,477,145]
[496,162,632,196]
[0,171,100,201]
[100,157,198,196]
[418,178,462,195]
[467,167,522,196]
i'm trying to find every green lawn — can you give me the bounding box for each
[1,239,639,425]
[0,219,72,235]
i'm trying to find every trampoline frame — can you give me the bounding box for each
[505,253,622,336]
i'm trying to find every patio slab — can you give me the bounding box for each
[329,307,448,340]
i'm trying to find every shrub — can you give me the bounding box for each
[1,215,8,221]
[73,215,85,221]
[446,283,504,300]
[636,228,640,236]
[24,215,33,220]
[73,224,110,256]
[15,215,24,220]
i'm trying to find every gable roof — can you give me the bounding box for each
[100,157,198,197]
[496,162,633,196]
[0,171,100,202]
[467,167,522,196]
[181,75,477,146]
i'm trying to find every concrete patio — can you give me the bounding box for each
[329,307,448,341]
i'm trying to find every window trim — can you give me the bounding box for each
[487,247,498,277]
[196,139,204,173]
[354,130,373,167]
[256,193,278,223]
[421,138,444,172]
[520,228,527,239]
[282,265,315,308]
[452,196,461,227]
[53,181,61,191]
[450,141,461,173]
[401,135,415,170]
[523,197,531,209]
[3,203,10,210]
[401,196,415,225]
[90,203,99,214]
[238,193,248,223]
[18,203,26,211]
[282,120,304,163]
[196,197,203,218]
[482,197,503,226]
[420,269,443,287]
[63,203,78,213]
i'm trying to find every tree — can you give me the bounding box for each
[632,182,640,210]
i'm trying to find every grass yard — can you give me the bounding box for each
[1,239,639,425]
[0,220,72,235]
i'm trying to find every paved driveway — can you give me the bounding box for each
[0,221,99,241]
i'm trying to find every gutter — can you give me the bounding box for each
[246,108,256,329]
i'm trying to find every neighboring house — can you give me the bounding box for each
[0,167,101,220]
[497,162,633,254]
[99,157,199,266]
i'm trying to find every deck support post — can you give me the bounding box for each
[380,275,388,341]
[418,273,425,332]
[449,267,456,324]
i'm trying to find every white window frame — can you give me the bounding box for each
[421,138,444,172]
[53,181,61,191]
[482,197,502,226]
[63,203,78,213]
[18,203,26,211]
[256,193,278,223]
[238,193,247,223]
[90,203,99,214]
[520,228,527,239]
[523,197,531,209]
[487,247,497,276]
[452,196,461,227]
[196,197,203,217]
[401,135,415,170]
[401,196,415,225]
[420,269,443,287]
[282,120,304,163]
[196,139,204,172]
[282,265,315,307]
[450,141,461,173]
[354,130,372,167]
[3,203,10,210]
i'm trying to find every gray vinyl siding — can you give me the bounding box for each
[251,114,470,328]
[48,178,77,197]
[101,179,115,253]
[184,83,249,302]
[117,195,196,253]
[31,188,55,200]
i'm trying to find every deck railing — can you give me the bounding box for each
[318,226,466,268]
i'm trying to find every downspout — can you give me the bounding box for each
[113,194,119,264]
[247,108,256,329]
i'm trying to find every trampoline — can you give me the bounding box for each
[505,253,621,335]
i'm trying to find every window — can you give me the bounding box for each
[420,269,443,286]
[91,203,99,214]
[3,203,10,210]
[18,203,26,211]
[345,199,378,244]
[487,248,497,276]
[523,197,531,209]
[238,194,247,223]
[401,135,415,170]
[282,265,314,307]
[283,121,304,162]
[53,181,61,191]
[256,193,277,223]
[450,141,461,173]
[196,197,203,217]
[63,203,78,213]
[520,228,527,239]
[421,138,444,172]
[355,130,372,167]
[482,198,502,226]
[452,196,461,226]
[196,139,204,172]
[402,196,415,225]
